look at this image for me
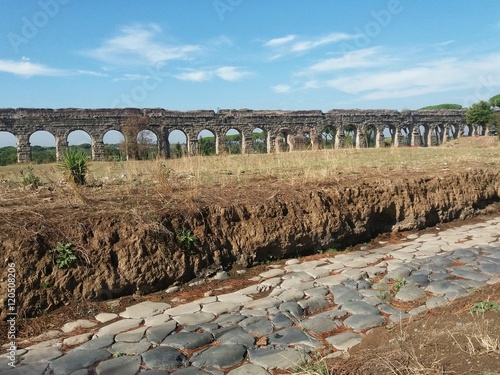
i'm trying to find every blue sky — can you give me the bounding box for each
[1,1,500,146]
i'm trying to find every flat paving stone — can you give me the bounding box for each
[426,280,467,296]
[395,286,427,302]
[267,327,322,348]
[190,345,247,369]
[142,347,187,370]
[273,288,304,302]
[247,348,309,370]
[300,316,340,334]
[63,333,93,347]
[115,327,146,342]
[50,349,111,375]
[109,341,151,355]
[95,355,141,375]
[216,293,254,304]
[95,313,118,323]
[227,364,271,375]
[270,313,293,329]
[450,268,490,282]
[343,314,386,331]
[164,302,201,316]
[315,274,349,286]
[61,319,97,333]
[0,363,49,375]
[74,335,114,351]
[298,296,330,313]
[146,321,177,344]
[326,332,362,350]
[21,346,62,364]
[243,297,281,310]
[173,312,215,326]
[96,319,142,337]
[239,316,274,336]
[201,302,241,315]
[171,368,210,375]
[119,301,171,319]
[341,301,380,315]
[161,332,213,350]
[212,326,255,347]
[259,268,286,278]
[426,296,449,309]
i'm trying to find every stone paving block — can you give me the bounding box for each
[25,338,61,350]
[304,286,329,297]
[341,301,380,315]
[343,314,385,331]
[201,302,241,315]
[239,316,274,336]
[340,268,368,281]
[95,319,143,337]
[22,346,62,364]
[214,314,246,326]
[73,335,115,351]
[144,313,171,327]
[216,293,253,304]
[109,341,151,355]
[395,286,427,302]
[119,301,172,319]
[50,349,111,375]
[95,355,141,375]
[63,333,93,347]
[61,319,97,333]
[164,302,201,316]
[0,363,49,375]
[450,268,490,282]
[281,272,314,282]
[190,345,247,369]
[243,297,281,310]
[227,364,271,375]
[300,316,340,334]
[161,332,213,350]
[426,296,448,309]
[326,332,362,351]
[173,312,215,326]
[259,268,286,278]
[270,313,293,329]
[115,327,146,342]
[426,280,467,296]
[146,321,177,344]
[142,347,187,370]
[315,274,348,286]
[171,367,210,374]
[304,267,331,279]
[267,327,322,348]
[212,326,255,346]
[273,288,304,302]
[247,348,309,370]
[298,296,330,314]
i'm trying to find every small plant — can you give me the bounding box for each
[19,165,42,189]
[177,228,198,252]
[392,277,407,292]
[471,300,500,313]
[51,242,77,269]
[58,148,90,185]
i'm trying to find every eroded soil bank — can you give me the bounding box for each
[1,168,499,319]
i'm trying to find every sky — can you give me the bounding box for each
[1,0,500,146]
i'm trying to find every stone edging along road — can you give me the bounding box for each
[1,217,500,374]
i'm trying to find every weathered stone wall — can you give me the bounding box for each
[0,108,473,162]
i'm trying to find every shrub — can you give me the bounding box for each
[51,242,77,269]
[177,228,198,253]
[19,165,42,189]
[58,148,90,185]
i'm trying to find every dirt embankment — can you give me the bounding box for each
[1,169,499,319]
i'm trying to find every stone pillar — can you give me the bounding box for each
[17,135,31,163]
[158,130,168,159]
[242,132,253,154]
[188,138,198,156]
[92,141,105,161]
[55,136,68,161]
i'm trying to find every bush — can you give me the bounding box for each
[51,242,77,269]
[58,148,90,185]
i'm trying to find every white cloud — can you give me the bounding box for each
[264,35,296,47]
[175,66,250,82]
[77,69,108,77]
[320,54,500,100]
[301,47,385,73]
[83,23,200,65]
[290,33,359,53]
[433,40,455,47]
[0,59,65,77]
[215,66,250,81]
[272,84,292,93]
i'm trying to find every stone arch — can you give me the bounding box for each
[68,129,92,154]
[463,124,472,137]
[418,124,430,147]
[136,129,158,160]
[363,124,378,148]
[103,130,125,161]
[447,124,458,140]
[0,131,18,165]
[275,129,291,152]
[295,129,312,151]
[224,128,243,154]
[399,125,412,146]
[381,124,397,147]
[343,125,357,148]
[321,125,337,149]
[198,129,217,156]
[168,129,188,158]
[29,130,56,163]
[433,124,445,145]
[252,127,267,154]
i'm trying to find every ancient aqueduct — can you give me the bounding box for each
[0,107,487,162]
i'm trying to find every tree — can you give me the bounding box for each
[466,101,493,133]
[420,104,463,110]
[489,94,500,109]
